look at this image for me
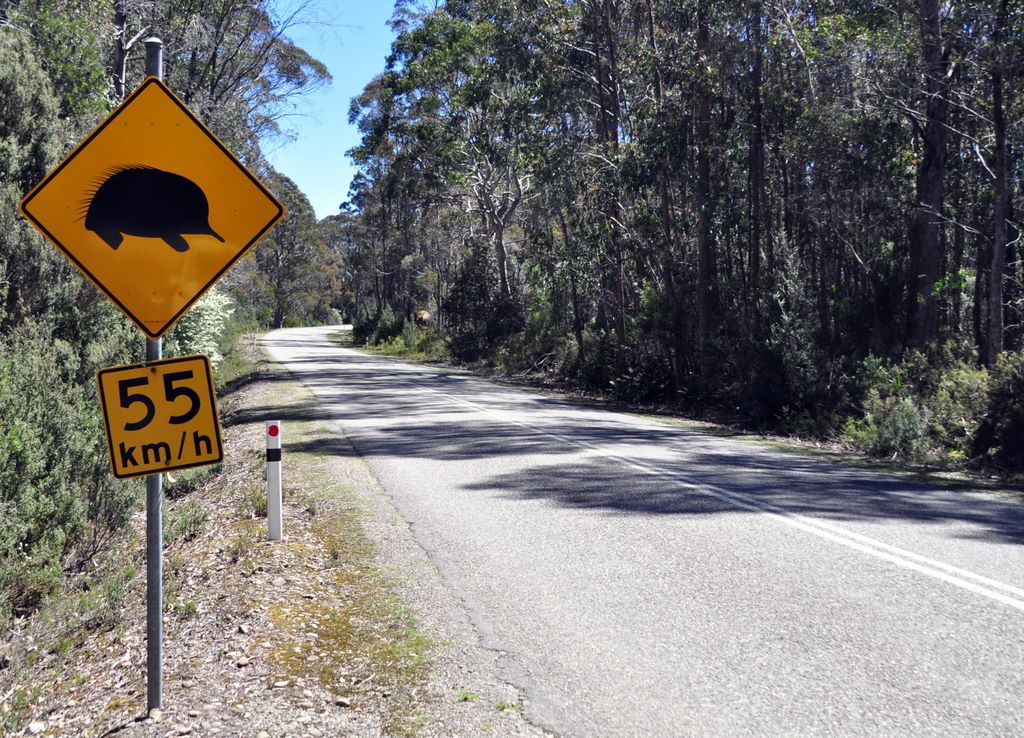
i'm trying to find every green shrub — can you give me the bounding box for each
[446,244,524,362]
[844,389,931,460]
[607,345,674,403]
[379,334,409,355]
[0,30,63,334]
[0,324,136,621]
[843,348,993,465]
[873,394,930,459]
[352,310,448,361]
[841,413,878,453]
[564,328,616,391]
[928,363,989,458]
[240,484,268,519]
[353,305,404,346]
[401,320,420,351]
[164,500,209,545]
[974,351,1024,470]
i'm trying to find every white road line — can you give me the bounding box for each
[276,336,1024,613]
[394,376,1024,614]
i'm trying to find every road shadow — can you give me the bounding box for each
[264,346,1024,547]
[463,450,1024,546]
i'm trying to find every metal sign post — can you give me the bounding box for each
[145,337,163,713]
[18,29,285,718]
[144,37,164,715]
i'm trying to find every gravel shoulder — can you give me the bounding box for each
[0,348,548,738]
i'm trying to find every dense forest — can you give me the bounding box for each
[336,0,1023,468]
[2,0,1023,624]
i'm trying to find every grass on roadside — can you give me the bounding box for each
[330,326,448,363]
[164,500,209,545]
[216,327,263,386]
[263,382,433,735]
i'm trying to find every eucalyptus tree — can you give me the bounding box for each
[342,0,1023,432]
[249,171,319,328]
[112,0,329,158]
[389,0,539,299]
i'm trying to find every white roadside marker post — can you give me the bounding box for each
[266,421,283,541]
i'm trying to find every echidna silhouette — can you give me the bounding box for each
[84,166,225,252]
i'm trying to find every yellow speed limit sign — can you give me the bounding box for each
[97,355,223,479]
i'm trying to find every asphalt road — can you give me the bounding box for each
[263,326,1024,737]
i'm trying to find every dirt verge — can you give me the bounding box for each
[1,344,547,738]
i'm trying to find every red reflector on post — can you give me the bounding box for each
[268,424,279,437]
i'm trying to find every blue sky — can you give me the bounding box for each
[264,2,399,220]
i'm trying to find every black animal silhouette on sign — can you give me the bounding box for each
[84,166,224,252]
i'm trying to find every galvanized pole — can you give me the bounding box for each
[144,36,164,716]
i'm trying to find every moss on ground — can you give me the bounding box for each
[262,381,433,735]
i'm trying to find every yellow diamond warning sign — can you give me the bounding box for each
[20,77,284,338]
[97,355,224,479]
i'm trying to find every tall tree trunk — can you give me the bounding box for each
[907,0,950,349]
[1006,213,1021,351]
[973,229,987,358]
[492,215,512,298]
[746,3,765,301]
[559,209,587,365]
[987,0,1010,365]
[592,0,628,374]
[646,0,685,390]
[696,0,716,369]
[113,0,127,99]
[605,0,628,375]
[951,192,966,334]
